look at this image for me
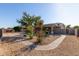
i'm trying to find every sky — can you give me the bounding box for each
[0,3,79,28]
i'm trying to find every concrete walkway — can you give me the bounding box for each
[21,35,66,50]
[35,35,66,50]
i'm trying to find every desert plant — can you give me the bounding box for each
[26,25,34,39]
[17,12,34,39]
[17,12,44,40]
[35,20,45,44]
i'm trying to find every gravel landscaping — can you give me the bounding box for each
[17,35,79,56]
[0,34,79,56]
[28,35,60,45]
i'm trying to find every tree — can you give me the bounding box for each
[35,20,44,43]
[66,25,71,28]
[17,12,43,39]
[73,26,79,29]
[13,26,21,32]
[17,12,33,39]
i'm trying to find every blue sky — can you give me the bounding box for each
[0,3,79,28]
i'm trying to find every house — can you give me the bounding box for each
[2,28,15,33]
[44,23,66,35]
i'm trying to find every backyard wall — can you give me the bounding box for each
[66,28,75,35]
[53,29,66,35]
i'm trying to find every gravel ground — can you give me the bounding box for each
[18,35,79,56]
[20,35,60,45]
[0,35,60,56]
[40,35,60,45]
[0,35,79,56]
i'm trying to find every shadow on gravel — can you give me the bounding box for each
[14,42,38,56]
[0,36,25,43]
[20,42,38,52]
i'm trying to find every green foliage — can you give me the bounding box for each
[35,20,44,44]
[43,28,49,36]
[17,12,33,26]
[73,26,79,29]
[27,25,33,32]
[66,25,71,28]
[17,12,41,27]
[17,12,43,40]
[26,25,34,39]
[13,26,21,32]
